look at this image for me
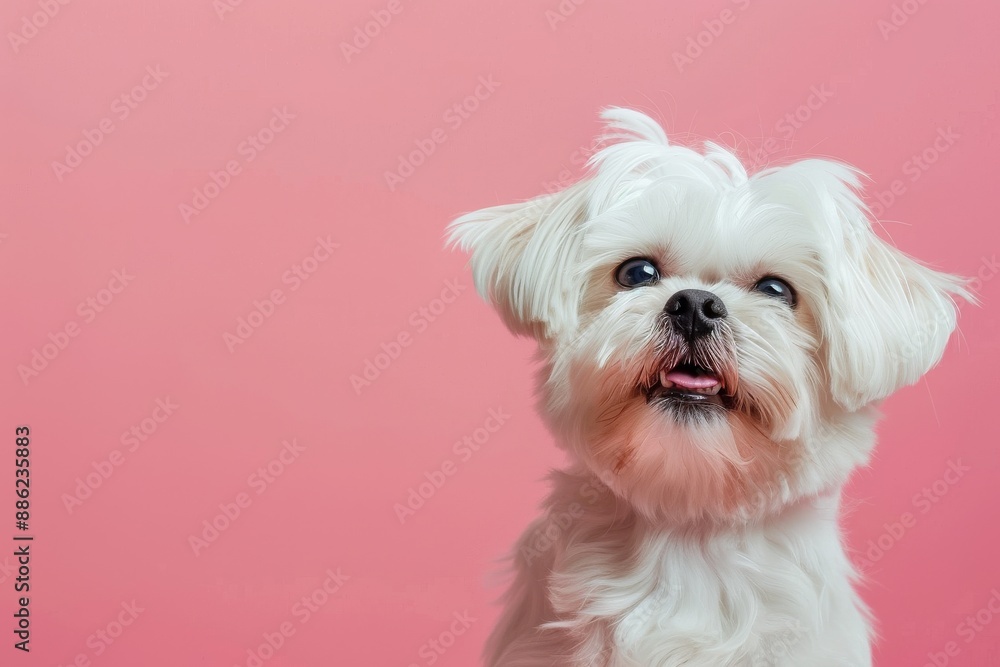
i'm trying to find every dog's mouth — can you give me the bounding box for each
[645,362,731,408]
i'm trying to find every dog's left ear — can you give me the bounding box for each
[775,160,972,411]
[447,179,592,341]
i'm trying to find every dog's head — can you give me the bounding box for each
[449,108,970,522]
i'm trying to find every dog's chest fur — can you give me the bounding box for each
[488,472,871,666]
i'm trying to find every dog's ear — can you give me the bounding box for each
[447,107,671,340]
[775,160,972,410]
[447,179,592,340]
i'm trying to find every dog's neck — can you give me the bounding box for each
[540,464,843,544]
[490,467,869,665]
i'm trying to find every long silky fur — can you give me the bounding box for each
[448,107,970,666]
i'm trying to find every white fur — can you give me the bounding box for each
[448,108,970,666]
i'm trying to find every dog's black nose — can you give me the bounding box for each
[665,289,727,340]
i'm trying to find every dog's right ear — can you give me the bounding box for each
[447,179,592,341]
[447,107,670,340]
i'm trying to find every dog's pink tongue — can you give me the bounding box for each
[664,369,720,389]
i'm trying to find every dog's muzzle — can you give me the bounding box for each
[644,289,735,413]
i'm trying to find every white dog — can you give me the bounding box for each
[448,108,970,666]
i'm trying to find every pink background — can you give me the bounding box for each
[2,0,999,665]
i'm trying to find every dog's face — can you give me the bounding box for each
[451,109,968,522]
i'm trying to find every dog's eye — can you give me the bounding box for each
[615,258,660,288]
[754,276,796,307]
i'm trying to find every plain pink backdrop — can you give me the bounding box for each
[2,0,999,665]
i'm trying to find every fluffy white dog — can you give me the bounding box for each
[448,108,969,666]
